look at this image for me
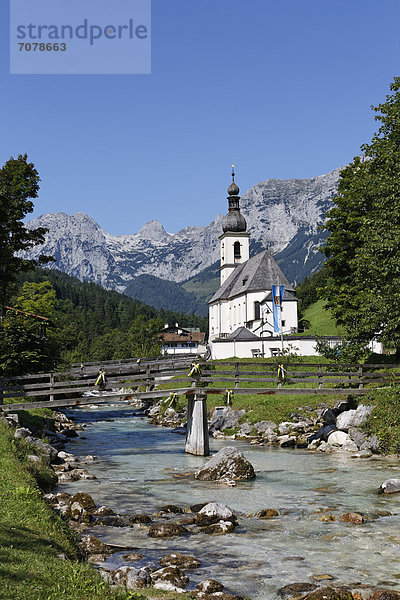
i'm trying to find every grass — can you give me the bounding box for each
[299,299,345,336]
[361,385,400,455]
[0,417,196,600]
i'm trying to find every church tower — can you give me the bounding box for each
[219,166,250,285]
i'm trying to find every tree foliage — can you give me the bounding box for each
[0,154,53,310]
[322,77,400,356]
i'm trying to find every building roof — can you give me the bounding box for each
[224,327,260,341]
[161,332,205,343]
[261,291,298,303]
[209,250,294,303]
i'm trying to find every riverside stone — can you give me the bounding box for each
[308,425,337,443]
[159,553,201,569]
[254,421,277,433]
[328,431,350,446]
[336,405,372,431]
[378,478,400,494]
[340,512,364,524]
[321,408,337,425]
[300,587,354,600]
[256,509,279,519]
[278,582,318,597]
[151,566,189,593]
[68,492,96,522]
[195,447,255,481]
[196,579,224,593]
[14,427,31,439]
[80,534,112,556]
[198,520,235,535]
[208,407,246,433]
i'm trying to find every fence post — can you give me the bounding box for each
[358,365,363,389]
[235,362,240,389]
[49,373,54,403]
[318,365,323,389]
[146,364,151,392]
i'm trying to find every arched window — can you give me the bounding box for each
[234,241,241,262]
[254,301,261,320]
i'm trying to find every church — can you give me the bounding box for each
[209,169,317,359]
[208,169,383,359]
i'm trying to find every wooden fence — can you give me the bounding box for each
[0,359,397,412]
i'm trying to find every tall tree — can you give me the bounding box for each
[322,77,400,356]
[0,154,52,311]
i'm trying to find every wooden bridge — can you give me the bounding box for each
[0,357,396,456]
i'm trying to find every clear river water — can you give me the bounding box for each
[61,403,400,599]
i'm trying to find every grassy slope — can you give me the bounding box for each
[300,299,345,336]
[0,418,194,600]
[161,357,347,425]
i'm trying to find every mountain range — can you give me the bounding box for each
[25,166,341,315]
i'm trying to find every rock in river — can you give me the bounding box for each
[148,522,188,538]
[151,566,189,593]
[159,553,201,569]
[378,478,400,494]
[195,446,255,481]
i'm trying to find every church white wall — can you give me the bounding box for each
[210,337,383,359]
[209,294,298,341]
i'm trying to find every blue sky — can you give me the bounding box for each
[1,0,400,234]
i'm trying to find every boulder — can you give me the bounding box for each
[239,423,253,436]
[278,583,318,598]
[370,592,400,600]
[80,534,112,557]
[196,579,224,593]
[279,435,296,447]
[195,447,255,481]
[126,568,152,589]
[208,407,246,433]
[256,509,279,519]
[308,425,337,444]
[151,566,189,593]
[198,520,235,535]
[254,421,277,434]
[350,449,372,458]
[328,431,351,446]
[379,478,400,494]
[321,408,337,425]
[199,502,235,521]
[300,587,353,600]
[95,514,130,527]
[336,405,372,431]
[340,512,364,524]
[129,513,152,524]
[160,504,183,514]
[93,506,114,516]
[25,437,58,463]
[333,396,358,415]
[14,427,31,439]
[148,523,188,538]
[159,553,201,569]
[279,422,306,435]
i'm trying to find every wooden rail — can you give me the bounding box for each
[0,359,398,411]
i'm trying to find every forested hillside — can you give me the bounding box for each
[4,268,208,372]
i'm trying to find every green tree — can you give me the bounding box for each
[322,77,400,357]
[15,281,58,318]
[0,281,60,375]
[0,154,53,312]
[128,315,163,358]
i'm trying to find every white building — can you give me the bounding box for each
[161,324,206,355]
[209,168,301,359]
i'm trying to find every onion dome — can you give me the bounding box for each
[222,210,247,233]
[222,165,247,233]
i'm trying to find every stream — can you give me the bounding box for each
[60,403,400,599]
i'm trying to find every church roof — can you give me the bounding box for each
[209,249,294,303]
[261,290,298,303]
[224,327,260,341]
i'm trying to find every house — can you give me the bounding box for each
[161,323,206,355]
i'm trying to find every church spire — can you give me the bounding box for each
[222,165,247,232]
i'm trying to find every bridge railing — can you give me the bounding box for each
[0,359,398,411]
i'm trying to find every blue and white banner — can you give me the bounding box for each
[271,285,285,333]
